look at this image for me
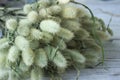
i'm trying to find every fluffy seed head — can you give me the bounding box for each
[52,37,66,50]
[57,28,74,41]
[49,5,62,15]
[0,38,8,44]
[22,48,35,66]
[35,49,48,68]
[23,4,32,14]
[30,40,40,50]
[17,26,30,37]
[0,40,9,50]
[96,31,110,41]
[27,11,39,23]
[62,5,78,19]
[19,19,32,27]
[19,60,29,72]
[84,39,102,52]
[6,19,17,31]
[38,0,50,8]
[53,50,67,68]
[15,36,30,51]
[40,20,60,34]
[45,46,67,68]
[41,32,53,43]
[75,28,90,39]
[8,46,20,62]
[0,50,8,68]
[31,67,42,80]
[77,7,91,18]
[64,49,86,63]
[58,0,70,4]
[62,19,80,32]
[39,8,49,18]
[30,28,43,40]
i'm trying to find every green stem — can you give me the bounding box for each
[53,38,64,60]
[107,16,112,28]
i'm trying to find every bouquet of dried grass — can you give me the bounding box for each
[0,0,113,80]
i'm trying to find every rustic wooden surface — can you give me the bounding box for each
[62,0,120,80]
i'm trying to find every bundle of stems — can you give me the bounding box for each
[0,0,113,80]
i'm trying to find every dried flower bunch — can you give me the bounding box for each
[0,0,113,80]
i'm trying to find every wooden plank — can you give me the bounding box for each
[62,68,120,80]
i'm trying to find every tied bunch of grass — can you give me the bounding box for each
[0,0,113,80]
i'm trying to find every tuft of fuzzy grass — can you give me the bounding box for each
[64,49,86,64]
[8,45,20,63]
[53,51,67,68]
[61,5,78,19]
[6,19,18,31]
[0,50,8,68]
[23,4,32,14]
[15,36,30,51]
[0,38,9,50]
[61,19,80,32]
[96,31,110,41]
[30,40,40,50]
[40,20,61,34]
[41,32,53,43]
[0,41,9,50]
[57,28,74,41]
[27,11,39,23]
[30,28,43,40]
[52,37,67,50]
[49,5,62,15]
[31,67,43,80]
[38,0,50,8]
[58,0,70,4]
[35,49,48,68]
[19,19,32,27]
[45,46,67,68]
[39,8,50,18]
[17,26,30,37]
[19,60,29,72]
[22,48,35,66]
[75,28,90,40]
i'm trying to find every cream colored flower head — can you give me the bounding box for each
[57,0,70,4]
[27,11,39,23]
[8,46,20,62]
[49,5,62,15]
[17,26,30,37]
[30,28,43,40]
[57,28,74,41]
[19,19,32,27]
[22,48,35,66]
[40,20,60,34]
[6,19,18,31]
[23,4,32,14]
[62,5,78,19]
[15,36,30,51]
[39,8,49,18]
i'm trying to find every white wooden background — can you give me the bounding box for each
[62,0,120,80]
